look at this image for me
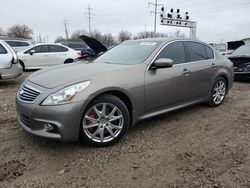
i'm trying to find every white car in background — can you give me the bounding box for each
[17,43,81,70]
[4,39,32,52]
[0,40,23,80]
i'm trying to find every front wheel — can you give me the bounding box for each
[207,77,227,107]
[80,95,130,147]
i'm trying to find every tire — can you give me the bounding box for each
[80,94,130,147]
[19,60,25,71]
[207,77,227,107]
[64,59,74,64]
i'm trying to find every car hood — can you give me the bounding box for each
[28,62,134,89]
[79,35,107,55]
[228,55,250,67]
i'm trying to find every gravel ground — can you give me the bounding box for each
[0,72,250,188]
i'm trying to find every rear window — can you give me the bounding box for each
[186,42,207,62]
[0,44,7,54]
[69,43,86,48]
[5,40,30,47]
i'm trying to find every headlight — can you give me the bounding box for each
[42,81,90,105]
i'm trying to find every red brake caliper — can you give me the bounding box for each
[87,110,97,133]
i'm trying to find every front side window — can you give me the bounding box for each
[0,44,7,54]
[186,42,207,62]
[26,45,50,53]
[156,41,187,64]
[50,45,68,52]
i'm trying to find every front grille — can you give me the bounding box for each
[19,85,41,103]
[19,113,30,127]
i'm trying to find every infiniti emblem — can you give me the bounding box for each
[19,89,24,95]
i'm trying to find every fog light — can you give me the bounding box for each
[44,123,54,132]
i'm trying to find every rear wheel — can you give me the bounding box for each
[80,95,130,147]
[19,60,25,71]
[64,59,74,64]
[207,77,227,107]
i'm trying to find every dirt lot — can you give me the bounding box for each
[0,72,250,188]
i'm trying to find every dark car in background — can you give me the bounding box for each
[228,45,250,80]
[60,41,95,57]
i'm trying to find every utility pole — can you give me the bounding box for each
[148,0,164,37]
[85,4,94,35]
[64,17,69,40]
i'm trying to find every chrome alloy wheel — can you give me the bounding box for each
[83,103,124,143]
[212,80,226,105]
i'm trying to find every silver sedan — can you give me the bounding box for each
[16,38,234,146]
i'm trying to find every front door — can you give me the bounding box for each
[24,45,50,68]
[145,41,192,113]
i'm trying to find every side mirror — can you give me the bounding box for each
[30,50,35,55]
[151,58,173,69]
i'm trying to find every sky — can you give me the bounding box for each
[0,0,250,43]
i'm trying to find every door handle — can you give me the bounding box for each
[211,63,216,68]
[182,69,190,75]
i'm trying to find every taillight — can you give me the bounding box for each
[12,57,19,64]
[76,51,81,57]
[12,53,19,64]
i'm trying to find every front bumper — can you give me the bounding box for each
[16,82,88,142]
[234,71,250,80]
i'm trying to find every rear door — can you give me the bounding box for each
[49,45,69,65]
[184,41,216,98]
[145,41,192,113]
[0,43,12,68]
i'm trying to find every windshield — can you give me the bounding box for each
[232,45,250,56]
[94,41,160,65]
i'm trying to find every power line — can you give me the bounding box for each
[148,0,164,37]
[85,4,94,35]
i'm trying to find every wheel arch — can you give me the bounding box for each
[19,60,25,70]
[64,58,74,64]
[83,88,134,126]
[216,73,229,94]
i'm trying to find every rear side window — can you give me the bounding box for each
[156,41,187,64]
[18,42,30,47]
[186,42,207,62]
[5,41,18,47]
[205,46,214,59]
[0,44,7,54]
[69,43,86,49]
[50,45,68,52]
[5,41,29,47]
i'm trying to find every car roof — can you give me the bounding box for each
[130,37,205,43]
[128,38,211,48]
